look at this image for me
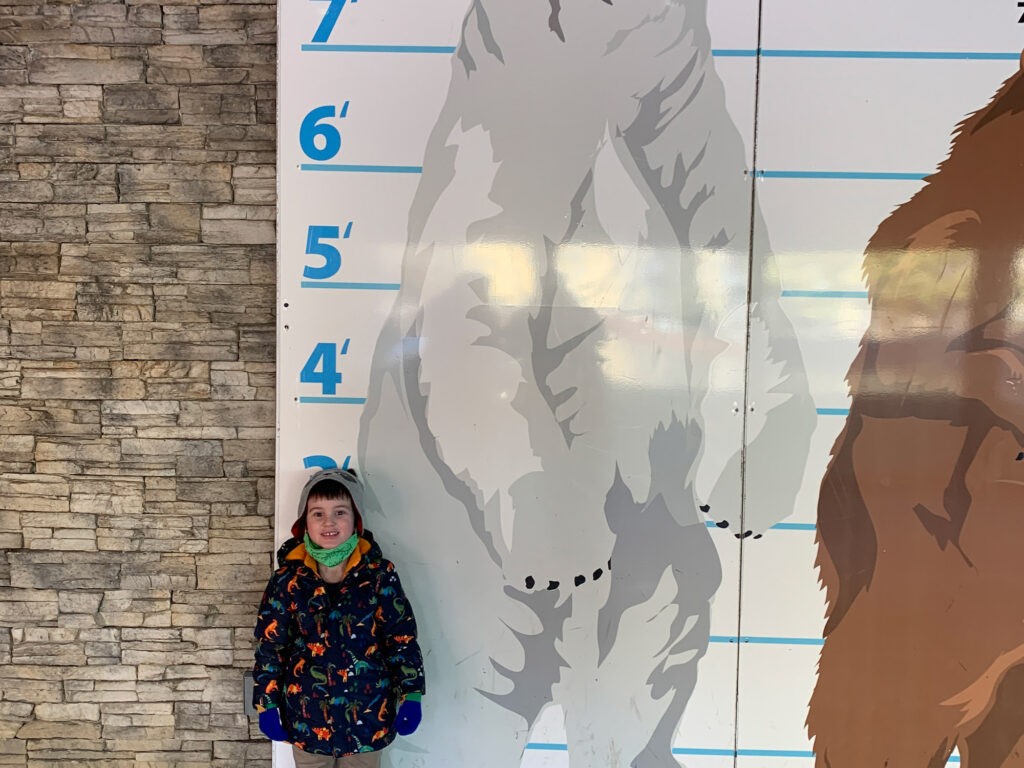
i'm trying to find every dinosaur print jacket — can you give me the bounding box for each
[252,532,425,757]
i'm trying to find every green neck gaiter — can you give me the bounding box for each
[304,532,359,568]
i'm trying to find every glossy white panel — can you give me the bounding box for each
[762,0,1023,53]
[742,2,1024,763]
[756,57,1019,174]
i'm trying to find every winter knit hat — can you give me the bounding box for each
[291,467,367,539]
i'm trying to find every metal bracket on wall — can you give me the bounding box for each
[243,671,256,716]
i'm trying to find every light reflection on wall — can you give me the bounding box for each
[865,246,976,343]
[459,240,538,307]
[556,242,634,311]
[772,248,870,406]
[775,249,865,293]
[775,248,870,339]
[547,242,778,392]
[694,247,737,322]
[779,244,980,401]
[1010,247,1024,331]
[452,240,945,400]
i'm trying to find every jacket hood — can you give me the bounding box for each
[290,466,368,538]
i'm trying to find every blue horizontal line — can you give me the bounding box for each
[526,743,959,763]
[760,170,928,180]
[298,396,367,405]
[712,49,758,57]
[300,164,423,174]
[817,408,850,416]
[704,521,816,531]
[301,44,457,53]
[524,745,822,759]
[299,46,1017,61]
[715,49,1016,60]
[709,636,824,646]
[301,281,401,290]
[762,49,1018,60]
[526,744,960,763]
[781,290,869,298]
[529,744,816,757]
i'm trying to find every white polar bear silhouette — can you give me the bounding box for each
[357,1,815,765]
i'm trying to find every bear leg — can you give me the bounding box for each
[808,625,959,768]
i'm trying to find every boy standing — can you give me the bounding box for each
[253,468,425,767]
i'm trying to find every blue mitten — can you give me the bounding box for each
[395,698,422,736]
[259,708,289,742]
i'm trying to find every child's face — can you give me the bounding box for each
[305,494,356,549]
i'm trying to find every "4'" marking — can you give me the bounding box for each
[300,340,351,395]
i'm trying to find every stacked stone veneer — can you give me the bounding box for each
[0,1,277,765]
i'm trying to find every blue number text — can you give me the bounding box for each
[303,223,352,280]
[299,341,350,395]
[310,0,355,44]
[299,104,349,162]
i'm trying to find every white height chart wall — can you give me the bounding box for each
[277,0,1024,766]
[276,4,460,764]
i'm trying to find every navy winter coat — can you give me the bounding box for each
[252,532,425,757]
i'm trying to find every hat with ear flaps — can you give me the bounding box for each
[290,466,367,539]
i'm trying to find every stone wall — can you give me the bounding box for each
[0,0,277,765]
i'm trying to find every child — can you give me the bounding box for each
[253,467,425,767]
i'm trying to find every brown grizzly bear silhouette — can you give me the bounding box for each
[808,53,1024,767]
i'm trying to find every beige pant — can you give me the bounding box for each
[291,745,382,768]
